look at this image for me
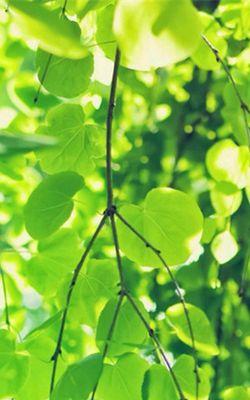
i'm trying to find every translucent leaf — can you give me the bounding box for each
[24,171,84,239]
[10,0,87,59]
[36,49,93,98]
[192,13,227,70]
[0,329,16,353]
[113,0,202,70]
[211,230,238,264]
[166,303,219,355]
[0,353,29,398]
[206,139,249,189]
[26,228,81,296]
[16,356,54,400]
[142,364,178,400]
[96,297,148,356]
[0,131,56,157]
[210,182,242,217]
[97,353,149,400]
[117,188,203,267]
[36,104,105,175]
[173,355,211,400]
[80,259,119,299]
[221,386,250,400]
[51,353,103,400]
[0,330,29,398]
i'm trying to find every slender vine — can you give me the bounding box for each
[0,265,11,329]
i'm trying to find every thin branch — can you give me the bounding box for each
[202,35,250,145]
[109,214,187,400]
[115,210,200,399]
[61,0,68,15]
[90,283,125,400]
[34,53,53,104]
[126,292,187,400]
[106,49,121,208]
[0,265,11,329]
[49,214,107,395]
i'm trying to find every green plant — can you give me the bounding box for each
[0,1,249,400]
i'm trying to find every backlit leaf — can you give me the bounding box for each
[24,171,84,239]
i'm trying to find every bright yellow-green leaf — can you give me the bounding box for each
[192,13,227,70]
[24,171,84,239]
[117,188,203,266]
[37,104,105,175]
[206,139,249,189]
[113,0,202,70]
[166,303,219,355]
[36,49,93,98]
[142,364,178,400]
[211,230,239,264]
[173,355,211,400]
[210,182,242,216]
[10,0,87,59]
[97,353,149,400]
[96,297,148,356]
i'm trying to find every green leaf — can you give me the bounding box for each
[10,0,87,59]
[192,13,227,70]
[221,386,250,400]
[222,80,250,145]
[142,364,178,400]
[24,171,84,239]
[97,353,149,400]
[26,228,81,296]
[210,182,242,217]
[36,49,94,98]
[36,104,105,175]
[201,217,217,244]
[173,355,211,400]
[0,353,30,398]
[211,230,239,264]
[0,330,29,398]
[117,188,203,267]
[206,139,249,189]
[80,259,119,299]
[16,356,55,400]
[113,0,202,70]
[52,353,103,400]
[0,131,56,157]
[96,297,148,356]
[0,329,16,353]
[166,303,219,355]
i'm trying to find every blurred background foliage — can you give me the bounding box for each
[0,0,249,399]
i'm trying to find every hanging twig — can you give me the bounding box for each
[0,265,11,329]
[49,214,107,395]
[115,209,200,399]
[202,35,250,144]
